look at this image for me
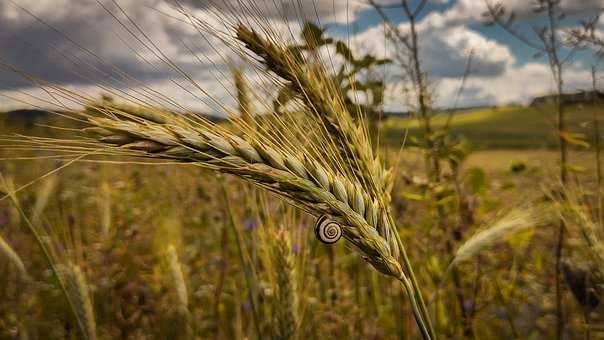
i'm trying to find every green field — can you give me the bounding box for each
[1,103,602,339]
[381,105,602,149]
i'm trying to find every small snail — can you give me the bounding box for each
[314,215,342,244]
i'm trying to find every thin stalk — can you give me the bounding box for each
[394,231,436,339]
[584,308,591,340]
[362,7,440,335]
[543,3,566,337]
[220,182,262,338]
[214,216,229,339]
[555,221,565,340]
[399,276,432,340]
[451,162,476,338]
[591,66,603,231]
[482,4,571,334]
[494,278,519,339]
[327,245,337,306]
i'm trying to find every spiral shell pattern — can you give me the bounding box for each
[314,215,342,244]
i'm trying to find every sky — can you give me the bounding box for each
[1,0,604,113]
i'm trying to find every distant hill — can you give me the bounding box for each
[2,108,227,125]
[381,104,602,149]
[2,109,51,125]
[530,91,604,107]
[382,105,498,118]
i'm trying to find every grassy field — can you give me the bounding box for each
[2,0,604,337]
[0,17,603,339]
[381,105,601,149]
[1,99,602,339]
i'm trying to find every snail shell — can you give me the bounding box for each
[314,215,342,244]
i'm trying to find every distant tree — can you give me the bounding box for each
[567,15,604,57]
[567,9,604,287]
[483,1,591,338]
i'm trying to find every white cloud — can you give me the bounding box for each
[0,0,304,113]
[352,16,514,78]
[419,25,513,78]
[436,0,604,28]
[177,0,361,24]
[1,0,601,113]
[372,61,591,111]
[352,0,602,110]
[432,62,592,108]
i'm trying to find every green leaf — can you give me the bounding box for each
[467,167,486,195]
[402,192,424,201]
[375,58,392,65]
[565,163,586,173]
[335,41,354,62]
[436,194,455,206]
[301,22,331,50]
[560,131,590,148]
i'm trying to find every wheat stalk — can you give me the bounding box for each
[31,175,57,226]
[450,208,546,268]
[6,41,436,339]
[235,23,436,337]
[166,243,193,338]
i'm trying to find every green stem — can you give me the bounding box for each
[394,227,436,339]
[220,181,263,338]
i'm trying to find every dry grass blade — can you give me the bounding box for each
[98,181,112,238]
[167,244,189,312]
[556,187,604,309]
[31,175,57,226]
[0,233,28,280]
[559,196,604,268]
[166,243,192,338]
